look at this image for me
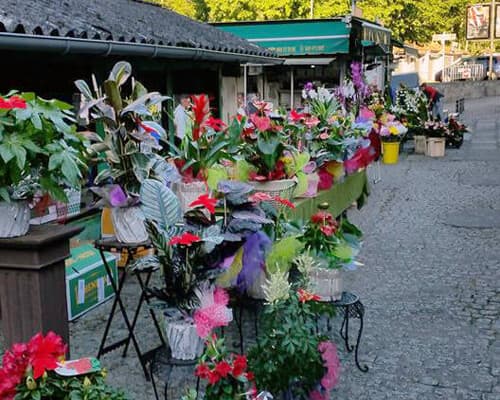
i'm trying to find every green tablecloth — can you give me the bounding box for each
[292,170,369,221]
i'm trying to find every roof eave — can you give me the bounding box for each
[0,33,283,64]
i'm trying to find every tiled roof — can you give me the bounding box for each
[0,0,277,58]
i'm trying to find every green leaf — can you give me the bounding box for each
[11,144,27,170]
[48,153,63,171]
[140,178,181,231]
[257,134,280,155]
[206,165,228,191]
[108,61,132,87]
[266,236,303,274]
[0,187,10,202]
[293,171,308,197]
[0,144,14,163]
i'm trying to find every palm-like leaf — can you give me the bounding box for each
[140,178,181,230]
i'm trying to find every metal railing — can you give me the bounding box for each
[441,64,485,82]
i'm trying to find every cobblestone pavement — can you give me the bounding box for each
[1,97,499,399]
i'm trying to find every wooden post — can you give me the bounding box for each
[0,224,82,351]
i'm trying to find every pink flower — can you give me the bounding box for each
[248,192,273,203]
[319,132,330,140]
[305,116,320,129]
[318,341,341,391]
[250,114,272,131]
[194,286,233,338]
[309,390,328,400]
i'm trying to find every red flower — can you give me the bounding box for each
[168,232,201,246]
[250,113,272,132]
[273,196,295,209]
[189,193,217,214]
[215,361,232,378]
[195,363,211,380]
[205,116,226,132]
[320,225,336,236]
[245,371,255,381]
[0,95,27,110]
[27,332,67,379]
[248,171,268,182]
[298,288,322,303]
[0,369,18,400]
[311,211,334,225]
[208,370,221,385]
[248,192,273,203]
[191,94,210,140]
[289,109,306,123]
[232,355,247,377]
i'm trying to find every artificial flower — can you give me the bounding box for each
[304,116,320,129]
[193,285,233,338]
[297,288,321,303]
[168,232,201,246]
[189,193,217,214]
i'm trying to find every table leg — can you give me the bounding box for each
[354,308,369,373]
[340,307,353,352]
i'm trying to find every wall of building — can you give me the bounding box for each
[434,81,500,103]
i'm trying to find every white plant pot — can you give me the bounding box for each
[111,206,148,243]
[0,200,30,238]
[310,268,343,301]
[172,181,207,213]
[164,315,204,360]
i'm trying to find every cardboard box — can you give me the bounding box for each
[65,244,118,321]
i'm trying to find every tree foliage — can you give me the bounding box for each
[148,0,485,43]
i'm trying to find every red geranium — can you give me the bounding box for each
[168,232,201,246]
[320,225,336,236]
[0,95,27,110]
[195,363,211,380]
[208,370,221,385]
[189,193,217,214]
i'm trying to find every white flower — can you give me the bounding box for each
[263,271,291,304]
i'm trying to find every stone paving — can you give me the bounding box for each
[1,97,500,399]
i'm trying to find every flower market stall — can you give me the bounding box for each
[0,58,471,400]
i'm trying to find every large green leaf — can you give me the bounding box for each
[266,236,303,274]
[140,178,181,231]
[257,134,279,155]
[74,79,93,100]
[0,144,14,163]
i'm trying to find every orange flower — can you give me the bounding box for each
[298,288,321,303]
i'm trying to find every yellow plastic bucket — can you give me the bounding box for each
[382,141,400,164]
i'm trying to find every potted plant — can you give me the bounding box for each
[248,274,340,400]
[139,179,237,359]
[170,94,240,211]
[376,113,408,164]
[75,61,172,243]
[0,332,127,400]
[0,92,87,238]
[446,116,468,149]
[190,335,258,400]
[237,103,298,200]
[424,120,449,157]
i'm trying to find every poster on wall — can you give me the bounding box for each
[496,5,500,39]
[466,4,491,40]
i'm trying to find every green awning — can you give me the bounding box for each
[215,20,351,56]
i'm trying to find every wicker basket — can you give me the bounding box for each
[249,179,297,206]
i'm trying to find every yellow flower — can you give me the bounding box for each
[389,126,399,135]
[83,377,92,387]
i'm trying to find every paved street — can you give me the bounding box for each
[1,97,499,399]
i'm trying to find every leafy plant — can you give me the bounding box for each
[75,61,172,202]
[0,92,87,202]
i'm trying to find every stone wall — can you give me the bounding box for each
[434,81,500,104]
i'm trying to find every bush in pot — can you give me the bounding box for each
[0,92,87,237]
[75,61,174,243]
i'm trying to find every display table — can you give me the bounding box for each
[293,170,369,221]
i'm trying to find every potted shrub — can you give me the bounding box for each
[0,92,87,238]
[424,120,448,157]
[75,61,173,243]
[248,274,340,400]
[0,332,127,400]
[170,94,240,211]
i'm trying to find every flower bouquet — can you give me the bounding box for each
[0,332,127,400]
[446,116,468,149]
[0,92,87,237]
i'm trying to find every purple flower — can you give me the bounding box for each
[109,185,128,207]
[304,82,314,91]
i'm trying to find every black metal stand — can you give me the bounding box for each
[149,346,200,400]
[324,292,369,373]
[231,294,264,353]
[95,239,166,380]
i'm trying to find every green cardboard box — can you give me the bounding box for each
[65,244,118,321]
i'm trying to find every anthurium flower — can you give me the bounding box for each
[168,232,201,246]
[304,116,320,129]
[297,288,321,303]
[273,196,295,209]
[250,113,272,132]
[205,116,226,132]
[189,193,217,214]
[289,109,306,123]
[0,95,27,110]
